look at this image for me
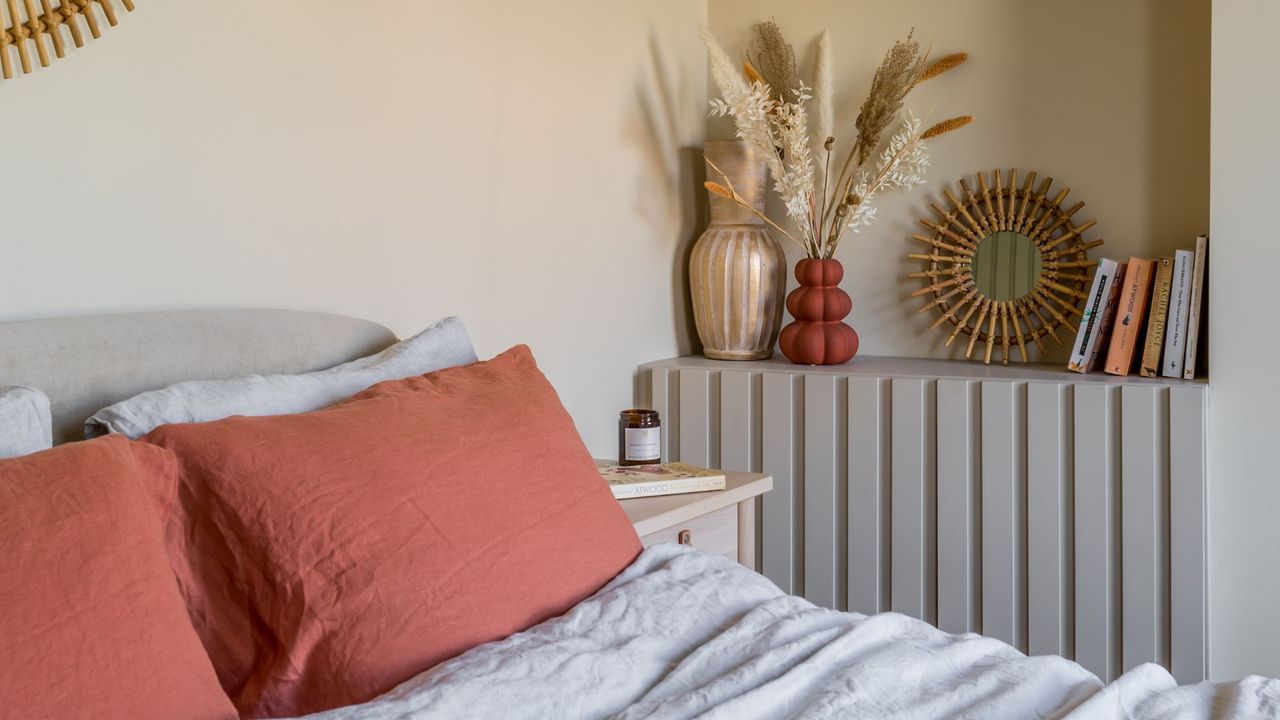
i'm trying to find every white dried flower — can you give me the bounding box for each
[704,26,818,250]
[844,111,930,234]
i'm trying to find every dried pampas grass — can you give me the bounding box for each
[700,25,749,100]
[748,18,802,104]
[810,30,834,155]
[853,32,925,167]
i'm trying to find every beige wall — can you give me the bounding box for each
[1208,0,1280,681]
[0,1,707,455]
[9,0,1263,680]
[707,0,1209,361]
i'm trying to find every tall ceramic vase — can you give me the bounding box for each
[779,258,859,365]
[690,140,786,360]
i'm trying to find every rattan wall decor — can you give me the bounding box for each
[0,0,133,81]
[909,169,1104,365]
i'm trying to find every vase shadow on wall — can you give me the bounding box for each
[625,29,706,406]
[626,29,706,371]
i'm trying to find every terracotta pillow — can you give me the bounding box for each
[144,345,642,717]
[0,436,236,720]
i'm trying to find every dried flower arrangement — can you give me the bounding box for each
[701,21,972,260]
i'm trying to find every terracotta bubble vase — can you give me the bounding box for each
[779,258,859,365]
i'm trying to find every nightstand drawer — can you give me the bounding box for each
[639,504,737,561]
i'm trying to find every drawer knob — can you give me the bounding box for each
[677,529,692,545]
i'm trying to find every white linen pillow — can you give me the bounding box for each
[85,316,478,439]
[0,385,53,458]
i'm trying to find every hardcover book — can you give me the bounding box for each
[596,461,726,500]
[1139,257,1174,377]
[1182,235,1209,379]
[1163,249,1195,378]
[1068,258,1125,373]
[1104,257,1156,376]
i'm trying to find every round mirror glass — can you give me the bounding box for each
[971,231,1041,301]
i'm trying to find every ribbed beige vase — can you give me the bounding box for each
[690,140,786,360]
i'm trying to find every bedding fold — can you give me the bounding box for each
[286,545,1280,720]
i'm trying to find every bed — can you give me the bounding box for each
[2,309,1277,720]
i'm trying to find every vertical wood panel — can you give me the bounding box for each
[720,371,756,473]
[1074,384,1121,681]
[804,375,845,609]
[1027,382,1074,657]
[981,381,1027,651]
[762,372,803,595]
[1121,385,1170,672]
[936,379,981,634]
[650,369,677,462]
[891,378,936,622]
[1170,387,1207,684]
[678,369,717,468]
[644,360,1207,681]
[848,376,890,615]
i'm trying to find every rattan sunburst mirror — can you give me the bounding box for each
[0,0,133,81]
[909,169,1103,365]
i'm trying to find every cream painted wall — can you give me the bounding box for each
[5,3,1252,678]
[707,0,1209,362]
[1208,0,1280,681]
[0,1,707,455]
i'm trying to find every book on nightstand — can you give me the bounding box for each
[1104,257,1157,376]
[596,461,726,500]
[1138,256,1174,377]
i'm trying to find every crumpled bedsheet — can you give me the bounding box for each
[287,544,1280,719]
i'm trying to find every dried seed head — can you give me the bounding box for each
[917,52,968,85]
[824,136,835,151]
[921,115,974,140]
[705,182,734,199]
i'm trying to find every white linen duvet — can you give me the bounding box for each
[292,545,1280,720]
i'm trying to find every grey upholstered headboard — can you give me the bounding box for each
[0,309,398,444]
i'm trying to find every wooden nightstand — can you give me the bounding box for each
[612,468,772,571]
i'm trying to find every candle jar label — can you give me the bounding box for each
[624,427,661,463]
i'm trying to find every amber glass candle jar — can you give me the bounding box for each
[618,409,661,466]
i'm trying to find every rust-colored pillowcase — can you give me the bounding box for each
[144,345,642,717]
[0,435,236,720]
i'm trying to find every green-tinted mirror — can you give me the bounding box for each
[972,231,1041,301]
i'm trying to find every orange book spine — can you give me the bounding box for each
[1103,257,1157,376]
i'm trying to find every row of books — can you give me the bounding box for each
[1068,235,1208,378]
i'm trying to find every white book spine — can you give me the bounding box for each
[1163,249,1195,378]
[1182,235,1208,379]
[1087,267,1125,372]
[1069,259,1120,372]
